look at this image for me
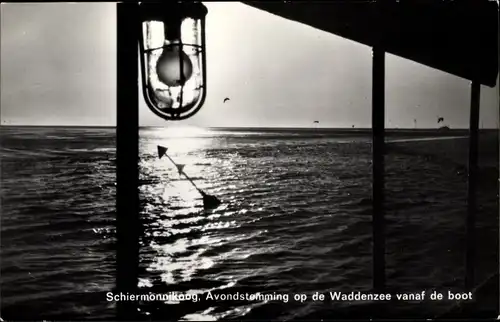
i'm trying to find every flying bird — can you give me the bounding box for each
[437,117,444,123]
[223,97,230,103]
[313,120,319,124]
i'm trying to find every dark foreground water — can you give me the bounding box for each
[1,126,498,320]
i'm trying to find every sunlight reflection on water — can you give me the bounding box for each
[2,127,497,320]
[134,126,497,321]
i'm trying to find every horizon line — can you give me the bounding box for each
[1,125,497,131]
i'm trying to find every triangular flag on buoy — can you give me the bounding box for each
[156,144,222,210]
[176,164,185,175]
[157,145,168,159]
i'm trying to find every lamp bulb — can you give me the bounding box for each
[156,46,193,87]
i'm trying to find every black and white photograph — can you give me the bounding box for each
[1,1,499,321]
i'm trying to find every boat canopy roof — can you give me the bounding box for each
[243,1,498,88]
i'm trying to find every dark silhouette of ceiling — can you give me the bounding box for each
[243,0,498,88]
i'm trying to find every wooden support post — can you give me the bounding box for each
[465,80,480,290]
[116,3,140,320]
[372,44,386,292]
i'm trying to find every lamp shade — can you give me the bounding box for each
[139,2,208,121]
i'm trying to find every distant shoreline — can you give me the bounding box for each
[209,127,498,136]
[1,124,497,136]
[1,125,498,130]
[1,125,114,129]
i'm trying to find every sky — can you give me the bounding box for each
[1,2,498,128]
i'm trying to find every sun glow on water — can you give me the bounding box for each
[142,125,213,154]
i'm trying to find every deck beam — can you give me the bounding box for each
[116,3,140,319]
[465,80,480,290]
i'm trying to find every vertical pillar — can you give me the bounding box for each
[372,45,386,292]
[116,3,140,320]
[371,0,387,292]
[497,14,499,312]
[465,80,480,290]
